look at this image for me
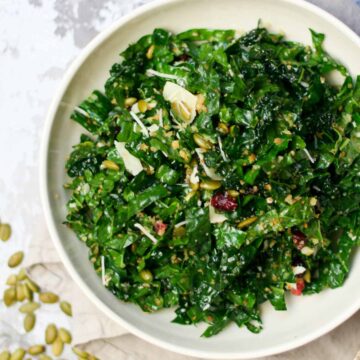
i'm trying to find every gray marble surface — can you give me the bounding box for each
[0,0,359,359]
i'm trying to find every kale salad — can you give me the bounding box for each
[65,26,360,337]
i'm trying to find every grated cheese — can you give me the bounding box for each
[217,136,228,162]
[74,106,89,118]
[129,111,149,137]
[303,148,315,163]
[146,69,181,82]
[175,220,188,228]
[134,223,158,243]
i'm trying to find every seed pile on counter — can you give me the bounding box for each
[0,221,98,360]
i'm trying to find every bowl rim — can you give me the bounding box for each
[40,0,360,358]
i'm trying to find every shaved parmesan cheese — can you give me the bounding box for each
[74,106,89,118]
[131,102,140,114]
[115,141,143,176]
[146,69,181,81]
[163,81,197,123]
[195,148,224,181]
[134,223,158,243]
[129,111,149,137]
[175,220,188,228]
[209,204,227,224]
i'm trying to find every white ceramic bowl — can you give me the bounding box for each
[40,0,360,358]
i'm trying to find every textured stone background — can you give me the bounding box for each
[0,1,359,359]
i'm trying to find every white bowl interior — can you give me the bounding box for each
[43,0,360,358]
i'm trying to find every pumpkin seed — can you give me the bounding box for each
[6,274,17,286]
[124,97,137,107]
[45,324,58,344]
[4,287,16,307]
[237,216,258,229]
[23,284,33,301]
[8,251,24,268]
[25,278,40,293]
[193,133,212,150]
[60,301,72,317]
[199,180,221,190]
[17,268,27,281]
[72,347,88,358]
[304,270,311,283]
[16,284,26,302]
[58,327,72,344]
[138,99,148,113]
[139,269,153,283]
[39,355,52,360]
[0,223,11,241]
[184,190,197,202]
[0,350,10,360]
[217,122,229,134]
[27,345,45,356]
[19,301,40,313]
[24,313,36,332]
[173,226,186,238]
[179,149,191,162]
[9,348,25,360]
[51,336,64,357]
[196,94,206,112]
[39,292,59,304]
[146,44,155,59]
[227,190,239,197]
[102,160,119,171]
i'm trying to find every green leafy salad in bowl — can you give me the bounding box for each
[64,26,360,337]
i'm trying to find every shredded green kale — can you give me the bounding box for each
[65,26,360,337]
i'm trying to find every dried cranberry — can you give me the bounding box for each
[211,193,238,211]
[292,230,307,250]
[154,221,167,236]
[290,278,305,296]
